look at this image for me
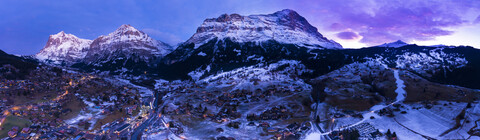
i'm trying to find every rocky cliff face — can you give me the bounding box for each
[36,25,174,76]
[84,24,172,63]
[186,9,342,49]
[36,31,92,63]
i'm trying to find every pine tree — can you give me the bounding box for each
[376,129,381,135]
[386,129,391,136]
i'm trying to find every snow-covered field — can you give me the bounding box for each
[314,60,479,139]
[304,132,321,140]
[319,65,407,134]
[368,101,474,139]
[65,99,105,130]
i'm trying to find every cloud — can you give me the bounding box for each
[142,28,184,45]
[336,31,360,40]
[283,0,480,46]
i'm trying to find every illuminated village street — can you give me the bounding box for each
[0,66,155,139]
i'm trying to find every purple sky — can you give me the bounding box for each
[1,0,480,55]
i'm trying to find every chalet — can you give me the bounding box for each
[8,130,17,138]
[0,116,6,125]
[286,123,299,130]
[21,127,31,134]
[73,130,84,137]
[259,122,270,128]
[55,118,63,124]
[11,126,19,132]
[12,110,21,116]
[54,131,64,137]
[266,127,278,133]
[49,122,57,127]
[66,127,78,135]
[27,133,37,139]
[101,127,110,134]
[114,124,130,135]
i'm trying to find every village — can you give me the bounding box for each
[1,60,479,140]
[145,61,317,139]
[141,60,480,140]
[143,80,314,139]
[0,66,153,140]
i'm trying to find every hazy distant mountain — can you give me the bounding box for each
[376,40,408,48]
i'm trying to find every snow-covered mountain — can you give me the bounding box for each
[84,24,172,62]
[186,9,342,49]
[32,12,480,90]
[159,9,344,80]
[70,24,174,76]
[36,31,92,63]
[35,24,174,76]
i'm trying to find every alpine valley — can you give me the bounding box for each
[2,9,480,140]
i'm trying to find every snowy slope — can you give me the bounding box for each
[185,9,342,49]
[36,31,92,62]
[196,60,313,91]
[394,48,468,77]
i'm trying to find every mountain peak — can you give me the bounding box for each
[117,24,136,31]
[36,31,92,62]
[50,31,71,39]
[36,24,173,67]
[119,24,132,28]
[187,9,342,49]
[55,31,66,36]
[94,24,155,44]
[393,40,407,44]
[212,13,244,22]
[273,9,299,17]
[46,31,90,46]
[110,24,142,36]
